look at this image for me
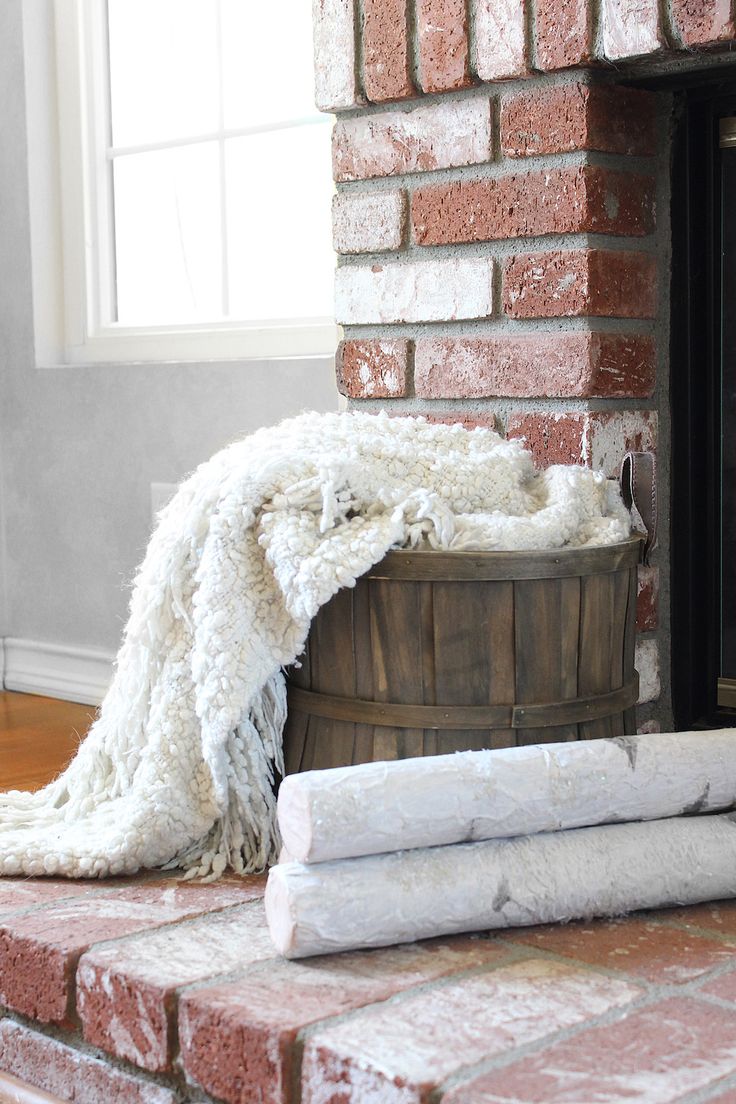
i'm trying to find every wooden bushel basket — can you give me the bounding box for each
[282,453,656,773]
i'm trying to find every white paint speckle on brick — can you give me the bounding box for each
[472,0,526,79]
[599,0,663,59]
[333,98,493,181]
[313,0,360,111]
[332,191,406,253]
[335,258,493,324]
[636,638,660,704]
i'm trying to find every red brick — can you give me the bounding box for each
[363,0,415,102]
[662,899,736,937]
[671,0,735,46]
[415,333,655,400]
[333,98,492,182]
[179,937,511,1104]
[443,997,736,1103]
[506,410,658,476]
[422,411,500,431]
[0,1021,176,1104]
[301,959,641,1104]
[411,166,655,245]
[500,916,735,983]
[503,250,657,319]
[78,902,275,1073]
[417,0,472,91]
[472,0,527,79]
[0,878,110,918]
[637,564,659,630]
[599,0,664,59]
[337,340,409,398]
[0,876,264,1025]
[501,83,656,158]
[535,0,593,69]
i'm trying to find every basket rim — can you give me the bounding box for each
[366,532,643,581]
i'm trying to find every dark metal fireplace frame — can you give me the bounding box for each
[668,71,736,729]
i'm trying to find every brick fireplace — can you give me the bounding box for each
[315,0,736,733]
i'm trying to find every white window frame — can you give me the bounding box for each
[51,0,339,365]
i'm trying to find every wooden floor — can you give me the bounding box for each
[0,691,96,792]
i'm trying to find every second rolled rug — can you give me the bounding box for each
[266,811,736,959]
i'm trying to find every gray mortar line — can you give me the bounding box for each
[408,0,421,93]
[335,148,656,192]
[348,396,658,419]
[335,233,660,262]
[354,0,367,105]
[660,0,682,51]
[526,0,538,74]
[339,315,657,338]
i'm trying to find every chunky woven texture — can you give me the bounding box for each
[0,412,630,879]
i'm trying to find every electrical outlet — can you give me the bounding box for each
[150,482,178,522]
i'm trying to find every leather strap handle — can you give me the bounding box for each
[620,451,657,565]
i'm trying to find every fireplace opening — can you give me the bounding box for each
[669,74,736,729]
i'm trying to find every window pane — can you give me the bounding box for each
[113,143,222,324]
[226,124,334,321]
[108,0,219,146]
[221,0,318,130]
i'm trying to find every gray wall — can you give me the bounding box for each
[0,1,339,654]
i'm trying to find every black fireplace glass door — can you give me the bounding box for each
[721,124,736,702]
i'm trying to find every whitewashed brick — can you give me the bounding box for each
[335,257,493,324]
[332,191,406,254]
[333,98,493,181]
[636,638,660,704]
[472,0,527,79]
[599,0,664,59]
[586,411,658,477]
[313,0,360,111]
[0,1021,176,1104]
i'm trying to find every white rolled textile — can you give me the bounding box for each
[277,729,736,864]
[265,812,736,958]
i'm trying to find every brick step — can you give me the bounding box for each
[3,874,736,1102]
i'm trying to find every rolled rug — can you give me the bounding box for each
[266,811,736,958]
[277,729,736,864]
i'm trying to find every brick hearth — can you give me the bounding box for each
[3,874,736,1102]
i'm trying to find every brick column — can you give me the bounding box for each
[312,0,736,725]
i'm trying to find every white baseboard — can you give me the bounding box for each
[1,638,115,705]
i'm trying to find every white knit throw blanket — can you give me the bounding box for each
[0,412,631,880]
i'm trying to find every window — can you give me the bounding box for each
[50,0,338,363]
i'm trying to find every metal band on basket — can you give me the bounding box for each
[287,677,639,731]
